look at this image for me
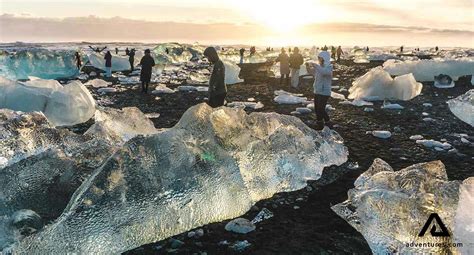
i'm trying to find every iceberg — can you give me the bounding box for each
[85,79,111,88]
[332,158,473,254]
[348,67,422,101]
[274,90,308,105]
[0,77,95,126]
[15,103,348,254]
[447,89,474,127]
[0,49,80,80]
[152,43,197,64]
[383,58,474,82]
[227,101,264,110]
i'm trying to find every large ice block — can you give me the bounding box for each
[0,49,80,80]
[16,103,348,254]
[0,77,96,127]
[447,89,474,127]
[348,67,422,101]
[332,158,473,254]
[383,58,474,82]
[85,107,158,143]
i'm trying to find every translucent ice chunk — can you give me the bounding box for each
[332,159,471,254]
[1,49,80,80]
[348,67,422,101]
[88,52,143,72]
[223,60,244,85]
[383,58,474,82]
[16,103,348,254]
[447,89,473,127]
[85,107,158,143]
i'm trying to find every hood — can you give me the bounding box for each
[318,51,331,66]
[204,47,219,63]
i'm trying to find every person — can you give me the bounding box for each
[204,47,227,108]
[125,47,130,56]
[336,46,344,62]
[400,46,404,53]
[115,47,119,54]
[275,48,290,85]
[129,49,136,72]
[306,51,333,130]
[104,51,112,78]
[74,52,82,70]
[435,46,439,51]
[289,47,304,88]
[139,49,155,94]
[330,46,336,59]
[366,46,369,52]
[89,46,107,53]
[239,48,245,64]
[165,48,169,54]
[322,45,328,51]
[250,46,256,56]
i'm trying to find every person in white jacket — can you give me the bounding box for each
[306,51,333,130]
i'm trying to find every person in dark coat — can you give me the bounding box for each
[125,48,130,56]
[139,49,155,93]
[204,47,227,108]
[289,47,304,88]
[239,48,245,64]
[74,52,82,70]
[104,51,112,77]
[115,47,119,54]
[129,49,136,72]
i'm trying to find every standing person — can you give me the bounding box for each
[289,47,304,88]
[366,46,369,52]
[336,46,344,62]
[250,46,256,56]
[322,45,328,51]
[435,46,439,51]
[139,49,155,94]
[204,47,227,108]
[115,47,119,54]
[400,46,404,53]
[89,46,107,53]
[306,51,333,130]
[104,51,112,78]
[129,49,136,72]
[331,46,336,59]
[74,52,82,70]
[239,48,245,64]
[125,48,130,56]
[275,48,290,85]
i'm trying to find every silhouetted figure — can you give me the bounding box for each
[139,49,155,94]
[275,48,290,86]
[331,46,336,59]
[115,48,119,54]
[250,46,256,56]
[366,46,369,52]
[125,48,130,56]
[322,45,328,51]
[74,52,82,70]
[336,46,344,61]
[204,47,227,108]
[129,49,136,72]
[165,48,169,54]
[289,48,292,53]
[306,51,333,130]
[289,47,304,88]
[239,48,245,64]
[435,46,439,51]
[104,51,112,78]
[400,46,404,53]
[89,46,107,53]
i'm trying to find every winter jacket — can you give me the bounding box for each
[275,53,290,75]
[140,55,155,82]
[104,53,112,67]
[289,53,304,69]
[209,60,227,96]
[310,51,332,96]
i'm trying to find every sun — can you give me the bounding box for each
[229,0,324,34]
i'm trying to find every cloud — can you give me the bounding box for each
[0,14,472,46]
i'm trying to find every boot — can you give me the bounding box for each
[316,120,324,131]
[325,121,334,129]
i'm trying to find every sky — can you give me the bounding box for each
[0,0,473,46]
